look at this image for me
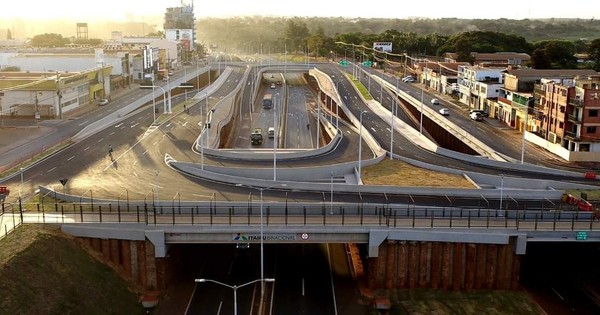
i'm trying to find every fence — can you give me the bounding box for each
[4,201,600,232]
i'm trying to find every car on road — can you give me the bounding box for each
[470,111,483,121]
[469,109,489,117]
[430,98,440,105]
[270,83,276,89]
[98,99,109,106]
[402,76,415,83]
[439,108,449,116]
[168,71,174,76]
[162,76,169,82]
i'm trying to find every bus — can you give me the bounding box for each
[262,94,273,109]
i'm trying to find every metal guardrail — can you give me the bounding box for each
[6,202,599,231]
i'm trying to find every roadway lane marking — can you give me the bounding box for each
[109,131,115,136]
[78,120,89,126]
[83,146,90,151]
[149,183,163,189]
[131,123,139,128]
[47,167,56,173]
[97,138,104,143]
[326,244,339,315]
[67,156,75,161]
[551,287,564,300]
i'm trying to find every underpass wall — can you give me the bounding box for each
[74,236,168,291]
[367,240,520,290]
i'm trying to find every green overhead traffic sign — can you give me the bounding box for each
[576,231,588,240]
[362,60,372,67]
[339,60,348,67]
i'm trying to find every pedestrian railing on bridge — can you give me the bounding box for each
[2,201,599,232]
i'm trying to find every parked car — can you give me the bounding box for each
[98,99,109,106]
[439,108,449,116]
[469,109,489,117]
[470,112,483,121]
[430,98,440,105]
[162,76,169,82]
[270,83,276,89]
[168,71,174,76]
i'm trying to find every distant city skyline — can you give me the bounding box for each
[0,0,598,21]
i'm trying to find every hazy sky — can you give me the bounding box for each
[1,0,598,20]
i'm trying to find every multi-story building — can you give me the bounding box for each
[457,65,505,114]
[164,3,195,62]
[534,75,600,160]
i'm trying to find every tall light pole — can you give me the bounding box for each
[499,174,505,216]
[419,80,425,135]
[19,167,23,197]
[330,171,334,215]
[273,94,279,181]
[520,120,526,164]
[236,183,286,298]
[195,278,275,315]
[358,111,368,184]
[140,85,166,122]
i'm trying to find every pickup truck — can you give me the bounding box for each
[251,128,263,145]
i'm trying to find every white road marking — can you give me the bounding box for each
[47,167,56,173]
[67,156,75,161]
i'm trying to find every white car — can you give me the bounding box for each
[270,83,276,89]
[470,112,483,121]
[430,98,440,105]
[402,76,415,83]
[98,99,109,106]
[439,108,449,116]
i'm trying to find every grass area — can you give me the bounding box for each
[380,289,545,315]
[0,225,144,315]
[362,159,474,188]
[565,189,600,201]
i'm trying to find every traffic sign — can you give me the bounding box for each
[301,233,309,240]
[339,60,348,67]
[576,231,588,240]
[362,60,372,67]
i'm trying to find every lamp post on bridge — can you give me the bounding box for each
[235,183,286,298]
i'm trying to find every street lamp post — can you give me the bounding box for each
[330,171,334,215]
[236,183,286,298]
[19,167,23,197]
[358,111,368,184]
[419,81,425,135]
[195,278,275,315]
[273,94,279,181]
[499,174,505,216]
[140,85,166,122]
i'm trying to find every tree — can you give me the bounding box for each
[531,40,578,69]
[284,19,310,53]
[530,48,552,69]
[29,33,70,47]
[588,38,600,71]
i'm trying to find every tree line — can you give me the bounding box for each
[23,17,600,71]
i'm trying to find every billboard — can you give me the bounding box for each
[373,42,392,52]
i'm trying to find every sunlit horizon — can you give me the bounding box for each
[0,0,598,39]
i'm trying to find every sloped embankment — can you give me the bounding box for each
[0,224,143,315]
